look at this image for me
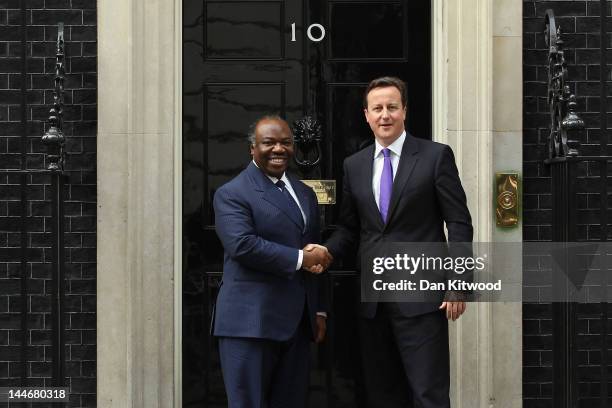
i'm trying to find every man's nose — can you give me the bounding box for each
[381,108,390,118]
[272,142,285,151]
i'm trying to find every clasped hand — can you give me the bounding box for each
[302,244,333,274]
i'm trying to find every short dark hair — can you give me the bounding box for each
[363,76,407,109]
[247,114,290,145]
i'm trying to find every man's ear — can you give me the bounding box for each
[250,144,254,156]
[363,108,368,121]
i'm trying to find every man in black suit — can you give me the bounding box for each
[315,77,473,407]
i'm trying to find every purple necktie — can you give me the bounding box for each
[379,148,393,223]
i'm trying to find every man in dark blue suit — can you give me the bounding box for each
[212,116,332,408]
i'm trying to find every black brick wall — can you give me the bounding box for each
[0,1,96,407]
[524,1,611,407]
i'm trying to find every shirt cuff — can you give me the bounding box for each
[316,312,327,318]
[296,250,303,270]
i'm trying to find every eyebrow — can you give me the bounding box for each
[371,103,398,108]
[261,137,292,141]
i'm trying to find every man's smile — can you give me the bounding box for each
[269,157,287,164]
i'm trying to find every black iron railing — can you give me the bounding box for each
[544,7,610,407]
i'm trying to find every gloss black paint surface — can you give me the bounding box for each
[183,1,431,406]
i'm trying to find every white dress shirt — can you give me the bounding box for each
[372,131,406,208]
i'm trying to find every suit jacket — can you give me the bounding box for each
[212,162,325,341]
[326,132,473,318]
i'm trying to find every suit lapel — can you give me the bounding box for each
[247,163,304,230]
[262,184,304,230]
[384,133,419,229]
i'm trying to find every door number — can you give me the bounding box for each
[291,22,326,42]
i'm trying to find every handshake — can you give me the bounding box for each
[302,244,333,274]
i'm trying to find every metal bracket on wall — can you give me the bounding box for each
[42,22,65,172]
[495,172,520,228]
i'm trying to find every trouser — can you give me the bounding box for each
[218,315,311,408]
[359,302,450,408]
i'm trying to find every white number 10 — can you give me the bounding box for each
[291,22,326,42]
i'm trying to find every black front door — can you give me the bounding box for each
[182,1,431,406]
